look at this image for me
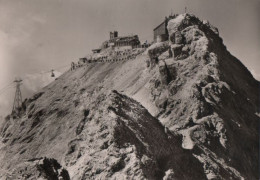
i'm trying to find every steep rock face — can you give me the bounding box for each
[64,91,206,179]
[146,42,169,68]
[0,13,259,180]
[0,90,206,179]
[0,53,159,179]
[151,13,259,179]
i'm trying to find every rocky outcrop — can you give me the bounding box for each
[158,59,177,85]
[147,13,259,179]
[63,90,206,179]
[167,14,223,61]
[3,157,70,180]
[146,42,170,68]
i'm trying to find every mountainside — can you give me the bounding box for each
[0,13,259,180]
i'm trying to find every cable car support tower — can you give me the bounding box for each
[12,79,23,116]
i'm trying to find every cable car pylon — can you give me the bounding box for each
[11,78,23,117]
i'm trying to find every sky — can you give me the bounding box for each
[0,0,259,116]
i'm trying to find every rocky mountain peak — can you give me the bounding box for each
[0,13,259,180]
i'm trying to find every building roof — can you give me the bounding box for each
[153,15,179,31]
[153,20,167,31]
[110,35,139,43]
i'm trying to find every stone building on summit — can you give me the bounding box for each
[153,17,169,43]
[92,31,141,53]
[153,14,178,43]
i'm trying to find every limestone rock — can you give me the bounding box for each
[158,60,177,85]
[146,41,170,67]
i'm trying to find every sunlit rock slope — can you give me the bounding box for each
[0,13,259,180]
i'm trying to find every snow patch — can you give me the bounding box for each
[255,112,260,118]
[180,126,198,149]
[167,14,186,35]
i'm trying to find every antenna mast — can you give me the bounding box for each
[12,79,23,116]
